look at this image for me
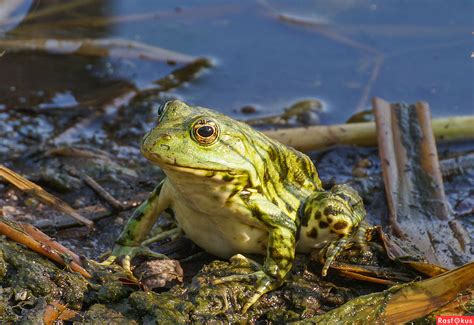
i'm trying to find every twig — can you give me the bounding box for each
[45,146,113,161]
[262,115,474,152]
[0,165,93,228]
[0,214,92,278]
[34,204,114,230]
[21,223,82,265]
[0,38,196,63]
[66,167,127,211]
[336,270,395,285]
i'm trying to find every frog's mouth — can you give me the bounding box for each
[161,163,235,177]
[142,150,235,175]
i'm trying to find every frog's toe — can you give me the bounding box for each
[137,246,169,260]
[321,238,348,276]
[98,255,117,266]
[213,271,280,313]
[229,254,262,269]
[212,271,263,285]
[242,276,278,313]
[99,245,168,276]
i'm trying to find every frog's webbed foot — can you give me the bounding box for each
[213,267,282,313]
[99,245,168,276]
[320,237,349,276]
[354,221,375,259]
[320,222,374,276]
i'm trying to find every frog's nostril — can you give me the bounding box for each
[160,144,170,150]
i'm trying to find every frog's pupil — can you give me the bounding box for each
[197,125,214,137]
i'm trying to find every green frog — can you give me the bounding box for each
[103,100,367,312]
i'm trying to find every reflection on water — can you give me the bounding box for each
[0,0,472,123]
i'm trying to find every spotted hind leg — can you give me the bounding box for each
[301,184,367,276]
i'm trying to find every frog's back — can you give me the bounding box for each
[232,120,322,217]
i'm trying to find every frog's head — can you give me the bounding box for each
[141,100,263,183]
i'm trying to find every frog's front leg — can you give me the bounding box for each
[101,179,176,274]
[302,184,368,276]
[213,195,296,313]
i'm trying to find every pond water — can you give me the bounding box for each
[0,0,472,125]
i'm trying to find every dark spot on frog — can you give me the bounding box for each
[228,187,240,199]
[327,216,333,224]
[319,221,329,229]
[314,211,322,220]
[334,221,348,230]
[222,174,234,182]
[324,206,341,216]
[338,234,345,238]
[269,246,283,259]
[298,201,309,227]
[268,148,276,161]
[285,202,292,212]
[307,227,318,239]
[263,172,269,183]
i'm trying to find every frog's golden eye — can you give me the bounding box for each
[192,119,219,145]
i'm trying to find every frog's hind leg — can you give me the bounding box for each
[303,184,367,276]
[213,195,296,313]
[212,226,293,312]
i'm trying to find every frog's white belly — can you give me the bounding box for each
[172,199,268,258]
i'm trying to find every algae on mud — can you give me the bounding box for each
[2,218,471,323]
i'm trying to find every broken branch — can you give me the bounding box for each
[262,115,474,152]
[0,213,91,278]
[0,38,196,63]
[0,164,93,227]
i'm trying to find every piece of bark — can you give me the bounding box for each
[373,97,470,269]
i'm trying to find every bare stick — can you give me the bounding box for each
[0,214,92,278]
[21,223,82,265]
[0,165,93,227]
[66,167,127,211]
[262,115,474,152]
[0,38,195,63]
